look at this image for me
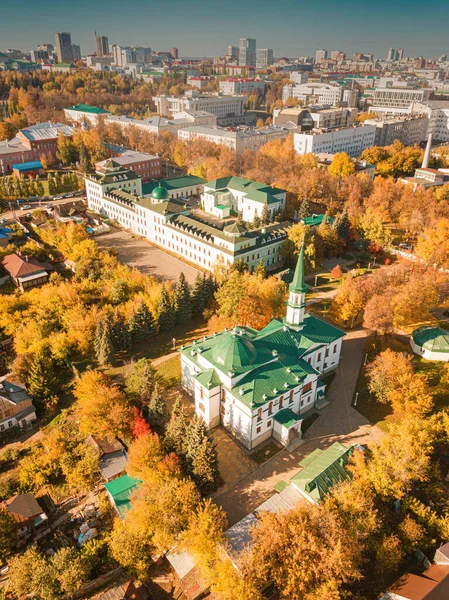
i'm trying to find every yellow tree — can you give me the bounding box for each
[415,219,449,268]
[328,152,355,178]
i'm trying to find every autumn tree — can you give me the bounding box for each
[330,264,343,280]
[415,219,449,268]
[367,349,414,403]
[328,152,355,178]
[0,509,17,561]
[132,406,151,438]
[363,293,394,335]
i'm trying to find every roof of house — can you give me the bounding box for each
[0,135,30,155]
[92,580,148,600]
[0,376,32,409]
[66,104,110,115]
[142,175,206,195]
[254,484,303,515]
[383,565,449,600]
[412,326,449,353]
[290,442,353,502]
[225,513,258,560]
[100,450,128,481]
[12,160,43,171]
[104,474,140,519]
[1,253,52,278]
[204,175,285,204]
[5,493,44,520]
[273,407,302,429]
[19,122,73,141]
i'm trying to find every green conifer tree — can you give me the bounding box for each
[26,346,59,412]
[335,208,351,244]
[128,299,157,344]
[255,258,266,278]
[164,398,188,457]
[157,287,176,331]
[191,273,205,315]
[95,320,116,366]
[173,272,193,324]
[185,415,220,495]
[47,174,56,196]
[252,213,261,229]
[125,358,155,402]
[54,172,63,193]
[261,204,270,225]
[35,176,45,197]
[111,310,132,351]
[147,382,169,434]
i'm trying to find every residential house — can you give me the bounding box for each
[91,581,149,600]
[4,493,48,535]
[1,253,53,290]
[64,104,110,126]
[86,436,127,481]
[0,375,37,433]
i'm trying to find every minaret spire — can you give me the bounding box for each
[285,241,307,329]
[289,242,307,294]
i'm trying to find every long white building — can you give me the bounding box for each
[85,162,290,273]
[177,123,297,154]
[218,78,266,95]
[282,82,358,107]
[371,87,431,110]
[104,110,216,136]
[294,124,376,156]
[364,114,428,146]
[153,91,246,119]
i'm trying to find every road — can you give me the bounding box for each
[95,226,200,285]
[213,327,383,526]
[1,195,86,221]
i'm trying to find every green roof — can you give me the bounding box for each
[205,176,286,205]
[195,368,222,389]
[289,243,307,294]
[302,214,334,227]
[68,104,110,115]
[211,331,258,373]
[412,326,449,353]
[54,63,75,68]
[142,175,206,195]
[104,474,140,519]
[151,185,169,200]
[291,442,353,502]
[273,407,302,429]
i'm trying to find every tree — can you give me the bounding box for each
[74,370,132,441]
[109,517,154,578]
[261,204,270,225]
[125,358,155,402]
[185,415,220,495]
[330,264,343,280]
[249,503,362,600]
[367,349,414,404]
[164,397,188,456]
[191,273,209,315]
[298,198,311,220]
[157,286,176,331]
[8,547,60,600]
[51,547,89,595]
[255,258,266,279]
[94,318,116,366]
[328,152,355,178]
[147,382,169,434]
[330,277,364,325]
[26,345,59,412]
[173,272,193,324]
[0,509,17,561]
[128,298,157,344]
[126,431,165,480]
[334,209,351,244]
[111,310,132,351]
[363,293,394,335]
[132,406,151,438]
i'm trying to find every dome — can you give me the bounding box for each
[212,329,257,373]
[151,185,169,201]
[412,326,449,354]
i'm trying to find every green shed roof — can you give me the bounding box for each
[412,326,449,353]
[104,474,140,519]
[291,442,353,502]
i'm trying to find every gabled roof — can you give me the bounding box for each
[1,254,52,278]
[194,368,221,389]
[104,474,140,520]
[205,175,285,205]
[5,493,44,520]
[19,122,73,141]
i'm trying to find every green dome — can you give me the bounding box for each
[412,326,449,353]
[212,329,257,373]
[151,185,169,200]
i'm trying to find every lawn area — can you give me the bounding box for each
[154,356,182,388]
[312,273,340,292]
[251,441,283,465]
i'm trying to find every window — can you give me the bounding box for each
[199,402,205,413]
[256,426,261,434]
[221,405,226,415]
[267,420,272,428]
[333,344,338,353]
[289,390,294,404]
[317,353,322,361]
[221,389,226,401]
[279,396,284,409]
[257,407,262,422]
[268,402,273,415]
[303,382,312,393]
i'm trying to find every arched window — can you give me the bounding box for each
[257,408,262,421]
[268,402,273,415]
[279,396,284,409]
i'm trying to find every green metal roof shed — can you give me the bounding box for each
[104,474,140,519]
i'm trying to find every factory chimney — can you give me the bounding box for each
[422,133,433,169]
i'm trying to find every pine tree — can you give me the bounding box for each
[147,382,169,434]
[157,287,176,331]
[35,176,44,197]
[125,358,155,402]
[95,319,116,366]
[252,213,261,229]
[255,258,266,279]
[185,416,220,495]
[173,272,193,324]
[128,299,157,344]
[48,174,56,196]
[54,172,63,193]
[261,204,270,225]
[205,273,216,303]
[298,198,311,220]
[26,346,59,412]
[164,398,188,456]
[335,208,351,244]
[111,310,132,351]
[191,273,206,315]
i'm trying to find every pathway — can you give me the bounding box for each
[432,307,449,322]
[213,327,383,526]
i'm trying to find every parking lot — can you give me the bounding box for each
[95,226,201,284]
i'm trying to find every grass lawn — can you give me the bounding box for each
[251,441,283,465]
[154,356,182,388]
[312,274,340,292]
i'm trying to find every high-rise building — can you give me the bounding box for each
[239,38,256,66]
[95,33,109,57]
[30,50,49,62]
[170,47,178,59]
[315,49,328,62]
[330,50,346,61]
[256,48,274,68]
[227,45,239,60]
[37,43,54,54]
[71,45,81,61]
[387,48,396,61]
[55,32,73,63]
[397,48,404,61]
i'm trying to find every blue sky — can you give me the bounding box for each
[1,0,448,59]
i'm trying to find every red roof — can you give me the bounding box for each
[1,254,52,278]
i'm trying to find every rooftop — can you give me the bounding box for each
[104,474,140,520]
[1,253,53,279]
[66,104,110,115]
[142,175,206,195]
[12,160,43,171]
[19,122,74,142]
[412,326,449,353]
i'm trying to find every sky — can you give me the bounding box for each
[1,0,449,59]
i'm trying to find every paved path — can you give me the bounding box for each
[213,327,383,526]
[432,307,449,322]
[96,226,200,285]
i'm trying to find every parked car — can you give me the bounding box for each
[20,204,32,210]
[53,195,64,200]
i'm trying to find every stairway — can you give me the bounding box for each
[287,428,305,452]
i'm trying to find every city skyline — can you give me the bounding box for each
[1,0,449,59]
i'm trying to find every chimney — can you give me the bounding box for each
[422,133,433,168]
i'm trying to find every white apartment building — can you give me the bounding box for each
[294,124,376,157]
[153,91,246,119]
[289,72,309,84]
[413,101,449,142]
[85,163,290,273]
[105,110,217,136]
[371,87,431,110]
[219,78,266,95]
[364,114,428,146]
[282,82,352,107]
[177,123,296,154]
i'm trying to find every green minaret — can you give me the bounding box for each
[285,242,307,328]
